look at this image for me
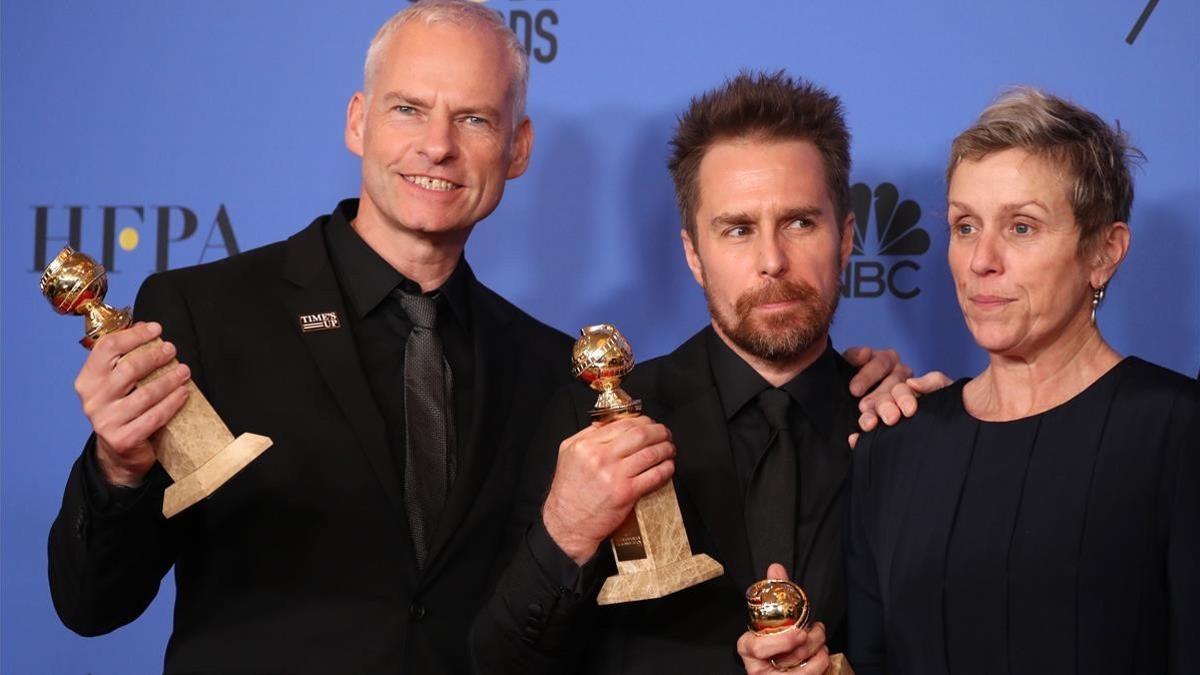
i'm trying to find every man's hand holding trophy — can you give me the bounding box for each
[40,246,271,517]
[542,324,724,604]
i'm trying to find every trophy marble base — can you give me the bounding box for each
[597,551,724,605]
[596,481,724,605]
[130,340,273,518]
[162,432,272,518]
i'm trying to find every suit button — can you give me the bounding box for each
[409,602,426,621]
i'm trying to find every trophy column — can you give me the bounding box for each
[41,246,271,518]
[572,324,724,604]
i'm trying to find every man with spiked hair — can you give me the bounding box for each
[473,72,883,674]
[48,2,571,672]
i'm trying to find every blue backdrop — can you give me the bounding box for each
[3,1,1197,671]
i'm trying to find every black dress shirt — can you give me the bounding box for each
[706,330,843,500]
[324,200,475,490]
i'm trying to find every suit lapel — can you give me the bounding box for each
[654,330,757,591]
[280,220,405,515]
[794,354,857,576]
[421,278,519,578]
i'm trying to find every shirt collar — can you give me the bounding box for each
[707,329,841,435]
[325,198,472,329]
[778,341,840,438]
[708,329,771,420]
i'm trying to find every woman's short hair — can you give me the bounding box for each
[948,87,1143,252]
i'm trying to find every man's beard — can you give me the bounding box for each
[707,277,839,364]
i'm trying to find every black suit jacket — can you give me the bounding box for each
[48,206,572,674]
[471,327,859,674]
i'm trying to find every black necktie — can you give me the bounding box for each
[395,290,454,569]
[745,388,798,577]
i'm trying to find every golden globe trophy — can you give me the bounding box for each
[746,578,854,673]
[571,324,723,604]
[40,246,272,518]
[746,578,810,636]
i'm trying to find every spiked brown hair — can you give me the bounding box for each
[667,71,852,237]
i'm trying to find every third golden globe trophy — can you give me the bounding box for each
[746,578,810,635]
[745,578,854,673]
[40,246,272,518]
[571,323,723,604]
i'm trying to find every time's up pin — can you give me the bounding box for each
[299,311,341,332]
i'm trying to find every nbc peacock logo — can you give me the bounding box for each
[842,182,929,299]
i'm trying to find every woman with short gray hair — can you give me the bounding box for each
[845,88,1199,674]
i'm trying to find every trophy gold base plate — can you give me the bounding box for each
[162,432,272,518]
[596,552,723,605]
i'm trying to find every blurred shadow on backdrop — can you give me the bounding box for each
[616,112,710,360]
[496,107,713,361]
[1112,193,1200,372]
[468,110,598,337]
[525,113,601,326]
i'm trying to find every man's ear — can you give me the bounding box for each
[506,117,534,180]
[682,227,705,287]
[345,92,367,157]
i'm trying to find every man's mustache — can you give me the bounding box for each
[735,280,819,316]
